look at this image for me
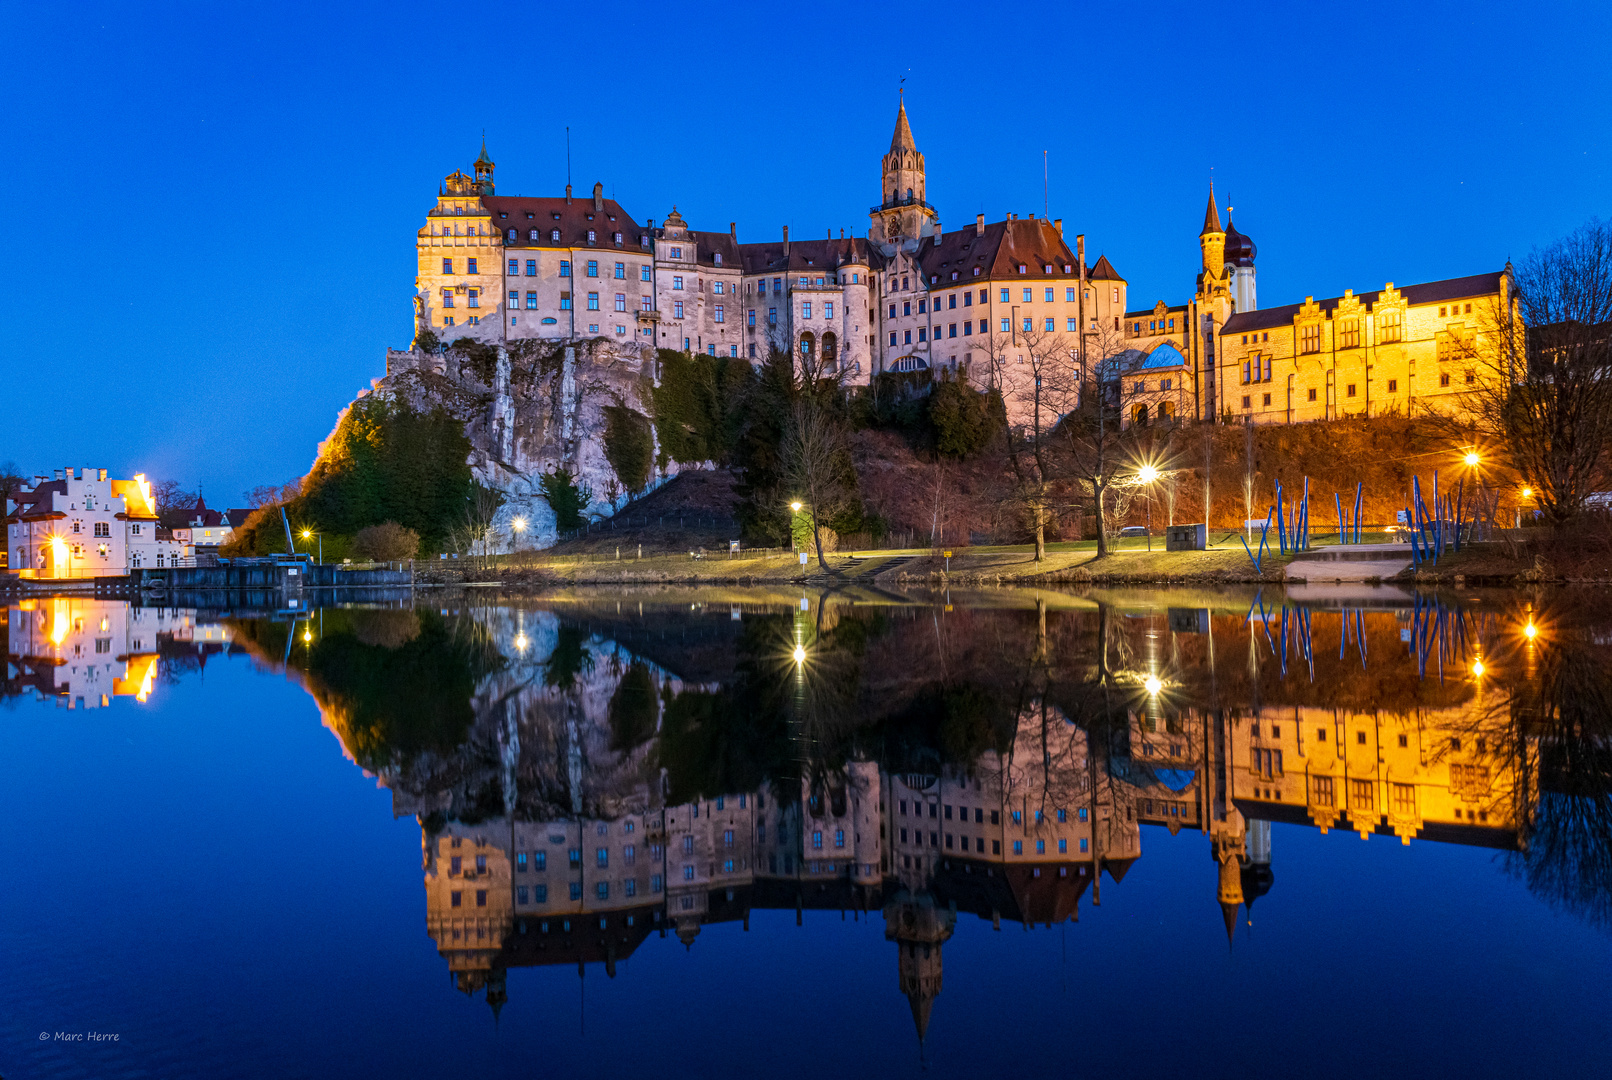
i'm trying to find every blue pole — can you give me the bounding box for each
[1336,492,1344,545]
[1354,482,1363,544]
[1275,481,1286,555]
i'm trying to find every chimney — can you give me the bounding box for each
[565,183,572,204]
[935,220,943,239]
[592,182,604,212]
[730,222,736,238]
[1077,235,1086,282]
[55,468,64,480]
[975,214,984,237]
[1054,218,1063,235]
[783,225,790,256]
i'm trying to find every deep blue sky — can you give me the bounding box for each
[4,0,1608,503]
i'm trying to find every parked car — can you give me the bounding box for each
[1118,526,1150,538]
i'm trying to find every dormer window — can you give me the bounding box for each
[1018,264,1027,274]
[714,253,722,265]
[930,275,938,284]
[973,267,981,276]
[587,230,596,243]
[1044,264,1053,273]
[613,232,623,245]
[529,229,538,241]
[508,229,516,240]
[525,212,534,219]
[640,235,649,248]
[951,271,959,280]
[1064,264,1073,273]
[551,212,561,220]
[550,229,560,241]
[670,246,682,259]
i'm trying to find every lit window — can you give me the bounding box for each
[587,292,600,310]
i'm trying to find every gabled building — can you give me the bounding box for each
[5,467,183,578]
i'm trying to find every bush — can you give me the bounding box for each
[352,521,421,561]
[602,405,654,495]
[226,397,473,556]
[413,326,440,353]
[930,371,1002,458]
[651,348,752,466]
[540,466,592,531]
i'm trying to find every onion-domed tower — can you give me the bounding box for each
[1224,215,1257,313]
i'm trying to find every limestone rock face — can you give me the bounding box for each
[374,338,690,548]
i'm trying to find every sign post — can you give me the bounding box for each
[943,549,952,573]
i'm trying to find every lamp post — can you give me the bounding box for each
[789,500,804,553]
[301,529,321,564]
[1135,465,1160,551]
[512,516,527,555]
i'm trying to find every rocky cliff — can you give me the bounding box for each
[366,337,701,548]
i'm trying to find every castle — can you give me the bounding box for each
[414,99,1518,429]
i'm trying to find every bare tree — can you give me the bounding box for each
[975,321,1080,560]
[1452,219,1612,523]
[782,400,854,571]
[1056,319,1134,557]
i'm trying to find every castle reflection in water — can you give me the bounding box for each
[8,588,1593,1039]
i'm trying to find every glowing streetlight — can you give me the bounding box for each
[1144,675,1162,696]
[1463,452,1480,467]
[1471,659,1485,677]
[301,529,322,564]
[792,645,807,664]
[1521,487,1532,499]
[303,628,312,644]
[514,633,529,653]
[790,501,803,513]
[1134,465,1161,549]
[1523,621,1538,641]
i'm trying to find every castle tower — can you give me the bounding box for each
[883,888,956,1047]
[1224,215,1258,313]
[870,95,938,251]
[1216,847,1245,946]
[473,139,496,195]
[1196,183,1229,305]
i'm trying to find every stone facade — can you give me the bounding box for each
[410,99,1125,395]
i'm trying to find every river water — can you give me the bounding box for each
[3,586,1611,1078]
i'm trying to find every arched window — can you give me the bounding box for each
[822,332,837,364]
[799,332,815,358]
[905,187,913,199]
[1132,403,1149,427]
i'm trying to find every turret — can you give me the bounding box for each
[1224,215,1258,312]
[870,94,938,250]
[473,139,495,195]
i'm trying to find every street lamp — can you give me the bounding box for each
[790,501,803,513]
[301,529,322,564]
[1135,465,1161,551]
[511,516,527,555]
[1463,451,1480,467]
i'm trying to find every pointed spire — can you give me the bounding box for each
[1220,900,1239,947]
[1200,181,1224,237]
[890,94,916,153]
[909,988,935,1041]
[475,135,493,167]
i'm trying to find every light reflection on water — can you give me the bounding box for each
[4,587,1612,1078]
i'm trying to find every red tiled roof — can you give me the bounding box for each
[480,195,648,251]
[738,236,874,275]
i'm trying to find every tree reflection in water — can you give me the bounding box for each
[115,588,1612,1031]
